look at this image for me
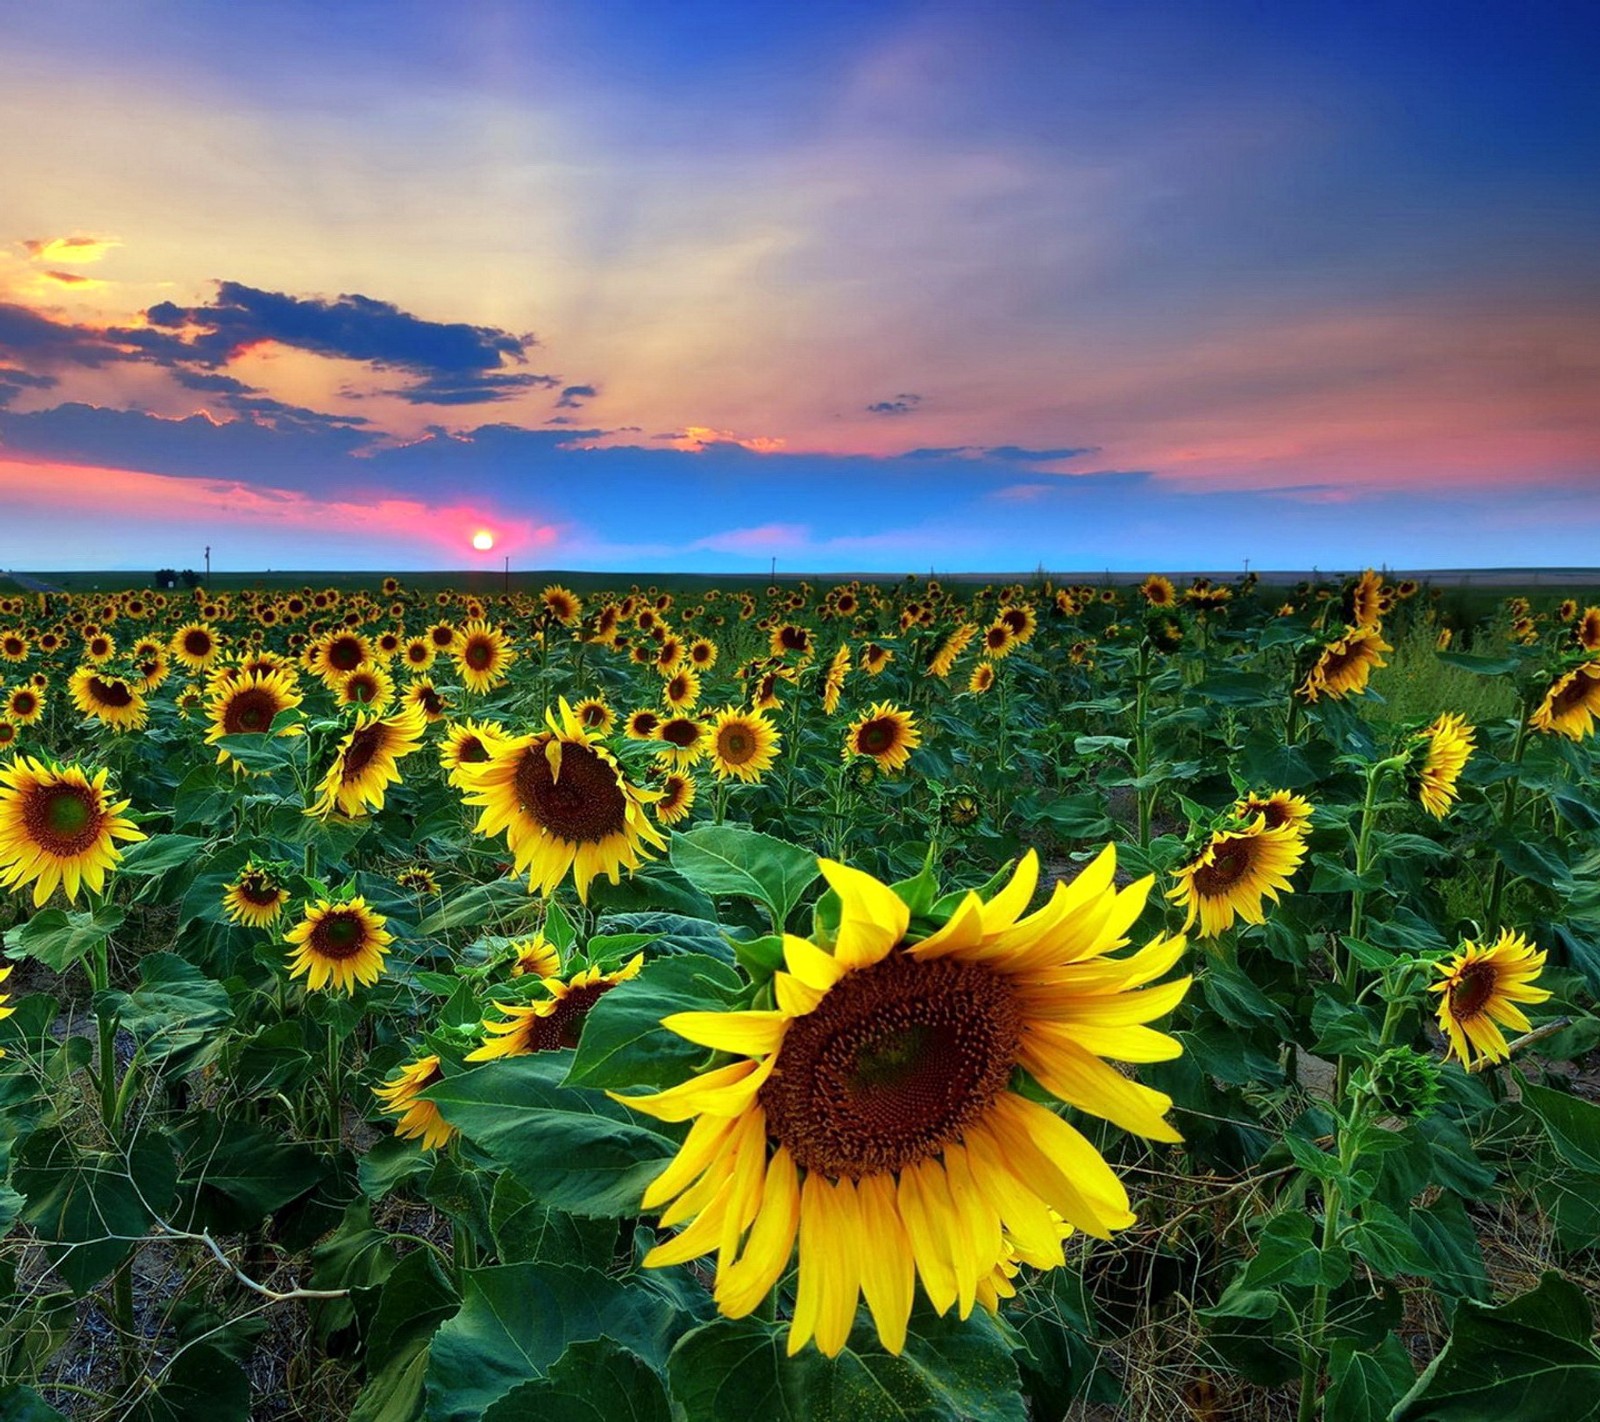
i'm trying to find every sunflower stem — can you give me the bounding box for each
[1134,640,1152,848]
[326,1024,343,1148]
[1484,699,1533,929]
[1295,1110,1359,1422]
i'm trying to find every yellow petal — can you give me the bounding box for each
[979,850,1039,934]
[907,892,984,961]
[853,1173,915,1355]
[896,1161,958,1315]
[1021,1034,1182,1143]
[662,1010,788,1056]
[716,1147,801,1318]
[818,859,908,969]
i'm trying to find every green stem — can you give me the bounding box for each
[1484,702,1533,928]
[326,1025,343,1148]
[1296,1114,1360,1422]
[1134,641,1152,848]
[113,1257,139,1388]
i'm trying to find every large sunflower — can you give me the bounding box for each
[307,703,428,818]
[466,957,644,1060]
[459,698,666,901]
[708,708,781,784]
[1297,626,1391,702]
[0,757,146,906]
[452,619,517,695]
[68,668,149,733]
[612,848,1189,1356]
[284,897,393,993]
[204,669,304,769]
[845,703,921,773]
[222,863,291,928]
[1529,662,1600,740]
[374,1055,458,1150]
[1413,712,1474,818]
[1166,818,1305,938]
[1429,931,1550,1069]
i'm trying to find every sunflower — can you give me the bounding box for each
[427,621,457,653]
[573,697,614,735]
[459,698,666,901]
[664,668,702,710]
[405,677,449,723]
[1346,569,1385,629]
[0,631,26,663]
[307,704,428,818]
[336,662,395,711]
[845,703,921,773]
[452,620,517,695]
[1231,790,1313,836]
[968,662,995,695]
[612,848,1189,1356]
[656,714,709,766]
[770,623,813,661]
[222,863,291,927]
[860,642,893,676]
[1297,626,1391,702]
[708,708,781,784]
[981,620,1017,660]
[438,718,510,785]
[999,603,1037,644]
[626,707,663,740]
[689,637,719,670]
[467,957,644,1060]
[1429,931,1550,1069]
[316,629,373,683]
[0,721,18,752]
[0,758,146,906]
[1166,818,1306,938]
[403,637,437,672]
[68,668,149,733]
[5,685,43,725]
[396,865,441,895]
[541,585,583,626]
[1529,662,1600,740]
[1139,575,1176,608]
[373,1055,457,1150]
[1577,607,1600,652]
[821,643,851,715]
[654,769,698,825]
[83,632,117,665]
[508,934,563,978]
[284,897,393,993]
[204,669,304,768]
[1413,712,1474,818]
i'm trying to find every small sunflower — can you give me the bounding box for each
[204,669,304,769]
[1429,931,1550,1069]
[316,629,373,682]
[0,720,17,752]
[981,620,1017,660]
[968,661,995,695]
[284,897,393,993]
[0,757,146,906]
[844,702,921,773]
[307,704,428,818]
[625,707,663,740]
[1297,625,1391,702]
[373,1055,457,1150]
[708,708,781,784]
[452,620,517,695]
[83,633,117,665]
[1413,713,1474,818]
[68,668,149,733]
[860,642,893,676]
[656,714,709,767]
[403,637,437,671]
[1231,790,1314,836]
[222,863,291,927]
[541,585,583,626]
[1139,575,1176,608]
[1346,569,1385,629]
[336,662,395,711]
[460,698,666,901]
[654,769,698,825]
[508,934,562,978]
[466,957,645,1060]
[1576,607,1600,652]
[405,677,449,723]
[170,621,221,671]
[1529,662,1600,741]
[0,631,27,663]
[396,865,441,895]
[821,643,851,715]
[0,963,12,1056]
[1166,818,1306,938]
[663,667,702,710]
[689,637,719,670]
[574,697,614,734]
[5,685,44,725]
[438,718,510,785]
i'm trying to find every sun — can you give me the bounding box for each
[472,530,494,551]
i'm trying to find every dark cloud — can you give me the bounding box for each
[0,301,121,367]
[902,444,1096,462]
[555,383,597,408]
[866,392,923,416]
[384,371,560,406]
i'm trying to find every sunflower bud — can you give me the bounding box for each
[1356,1046,1443,1119]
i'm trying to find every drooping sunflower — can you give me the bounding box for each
[708,708,781,784]
[221,863,292,927]
[1231,790,1314,836]
[968,661,996,695]
[336,661,396,711]
[307,703,428,818]
[770,623,813,661]
[459,698,665,901]
[204,669,304,768]
[541,585,583,626]
[1529,662,1600,740]
[452,620,517,695]
[373,1055,457,1150]
[1429,931,1550,1069]
[819,643,851,716]
[1412,712,1474,818]
[1297,625,1391,702]
[860,642,893,676]
[284,897,393,993]
[5,685,44,725]
[438,718,510,785]
[612,848,1189,1356]
[845,702,921,773]
[1577,607,1600,652]
[1166,818,1306,938]
[466,956,644,1060]
[654,769,698,825]
[0,757,146,906]
[405,676,449,723]
[396,865,440,896]
[1346,569,1385,629]
[170,621,221,671]
[68,668,149,733]
[0,963,12,1056]
[508,934,562,978]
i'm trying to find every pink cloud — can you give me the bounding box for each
[692,522,811,554]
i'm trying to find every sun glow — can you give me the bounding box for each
[471,531,494,551]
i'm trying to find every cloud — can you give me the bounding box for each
[991,482,1055,501]
[693,522,811,554]
[656,425,787,453]
[555,383,597,408]
[21,236,120,265]
[866,392,923,416]
[384,371,560,405]
[903,444,1096,463]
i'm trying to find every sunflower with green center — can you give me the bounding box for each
[1529,661,1600,740]
[0,757,146,906]
[844,702,921,773]
[1412,712,1474,818]
[1297,625,1391,702]
[612,848,1188,1357]
[0,720,17,752]
[1429,931,1550,1069]
[307,703,428,818]
[708,707,781,784]
[1166,817,1305,938]
[204,668,304,769]
[222,863,291,927]
[459,697,665,901]
[467,956,644,1060]
[373,1055,457,1150]
[284,897,393,993]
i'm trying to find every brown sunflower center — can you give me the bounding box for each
[856,718,900,756]
[417,687,444,715]
[430,626,456,648]
[718,725,756,763]
[660,719,701,750]
[455,735,489,763]
[760,952,1021,1179]
[236,873,281,906]
[12,691,36,715]
[525,983,613,1052]
[514,740,629,844]
[631,712,660,737]
[3,637,23,655]
[89,677,134,708]
[327,637,365,671]
[1192,838,1254,895]
[24,782,105,856]
[463,638,493,669]
[340,723,390,781]
[1448,961,1497,1020]
[346,675,379,702]
[183,630,212,656]
[311,911,367,959]
[225,687,281,733]
[1551,672,1599,716]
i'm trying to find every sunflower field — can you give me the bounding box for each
[0,570,1598,1421]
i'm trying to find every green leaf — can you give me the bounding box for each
[348,1249,460,1422]
[427,1055,679,1218]
[670,825,819,931]
[213,731,304,773]
[1324,1336,1414,1422]
[1523,1080,1600,1175]
[1393,1272,1600,1421]
[481,1339,671,1422]
[117,834,210,877]
[173,1116,325,1234]
[1011,791,1114,840]
[488,1174,617,1269]
[358,1136,433,1201]
[1240,1213,1349,1291]
[425,1263,681,1422]
[0,1385,70,1421]
[564,953,744,1091]
[129,1342,251,1422]
[593,912,734,962]
[95,954,233,1071]
[1435,650,1521,676]
[1348,1201,1435,1278]
[1410,1194,1490,1301]
[416,878,535,937]
[4,904,124,972]
[667,1308,1026,1422]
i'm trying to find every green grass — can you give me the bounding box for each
[24,569,811,597]
[1369,621,1518,725]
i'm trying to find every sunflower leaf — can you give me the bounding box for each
[670,825,819,932]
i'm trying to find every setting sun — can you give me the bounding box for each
[471,530,494,551]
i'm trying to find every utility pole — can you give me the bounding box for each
[770,556,776,580]
[204,546,211,589]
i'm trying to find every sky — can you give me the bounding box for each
[1,0,1597,574]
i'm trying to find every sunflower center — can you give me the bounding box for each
[514,740,629,844]
[1192,838,1253,894]
[347,675,378,702]
[341,723,389,780]
[225,688,280,733]
[238,874,281,906]
[760,952,1021,1179]
[719,727,755,763]
[13,692,36,715]
[456,735,489,763]
[184,631,212,656]
[89,677,134,709]
[1448,961,1497,1020]
[857,718,898,756]
[526,983,613,1052]
[311,911,367,959]
[328,637,364,671]
[661,720,700,750]
[464,639,493,669]
[25,783,104,856]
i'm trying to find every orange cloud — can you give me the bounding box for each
[21,235,121,265]
[666,426,787,454]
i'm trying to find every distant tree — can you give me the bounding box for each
[180,569,201,589]
[154,569,178,589]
